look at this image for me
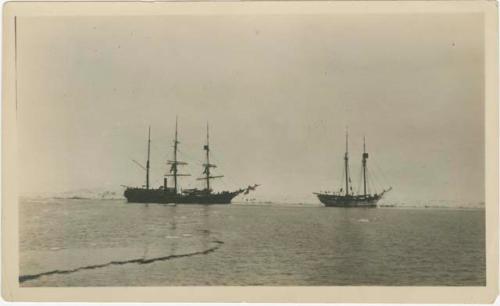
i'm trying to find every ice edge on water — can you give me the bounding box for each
[19,240,224,284]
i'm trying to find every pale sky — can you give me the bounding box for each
[17,14,484,202]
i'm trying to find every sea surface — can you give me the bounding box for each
[19,198,485,286]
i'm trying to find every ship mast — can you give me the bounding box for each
[173,119,179,193]
[362,136,369,196]
[166,117,189,194]
[197,123,223,191]
[205,124,211,190]
[344,128,350,196]
[146,126,151,189]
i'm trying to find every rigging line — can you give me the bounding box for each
[357,164,363,194]
[366,168,374,193]
[371,161,386,189]
[330,165,336,192]
[356,165,363,195]
[348,162,355,194]
[368,171,375,195]
[206,154,225,173]
[370,167,384,193]
[347,161,353,194]
[149,144,171,159]
[174,147,191,160]
[181,144,216,168]
[176,148,204,166]
[365,170,371,195]
[339,161,345,193]
[367,168,378,193]
[370,169,377,194]
[177,141,213,163]
[340,159,346,193]
[373,165,387,191]
[128,156,146,168]
[372,158,390,188]
[367,168,376,194]
[374,158,390,185]
[149,141,167,151]
[369,168,379,194]
[177,139,203,152]
[370,169,380,193]
[150,178,164,188]
[207,152,226,169]
[212,176,229,191]
[366,171,371,195]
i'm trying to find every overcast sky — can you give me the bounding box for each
[17,14,484,202]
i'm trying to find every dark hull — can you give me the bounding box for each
[315,193,381,208]
[124,188,242,204]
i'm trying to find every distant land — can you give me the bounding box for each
[19,188,485,210]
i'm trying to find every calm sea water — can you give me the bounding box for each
[19,199,485,286]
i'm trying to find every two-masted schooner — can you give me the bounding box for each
[314,130,391,207]
[124,119,258,204]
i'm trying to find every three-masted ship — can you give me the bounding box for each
[124,119,258,204]
[314,130,391,207]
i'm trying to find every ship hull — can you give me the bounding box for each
[124,188,241,204]
[315,193,381,208]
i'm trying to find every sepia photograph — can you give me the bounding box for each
[2,1,498,303]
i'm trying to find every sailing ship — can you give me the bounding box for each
[314,130,391,207]
[124,119,258,204]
